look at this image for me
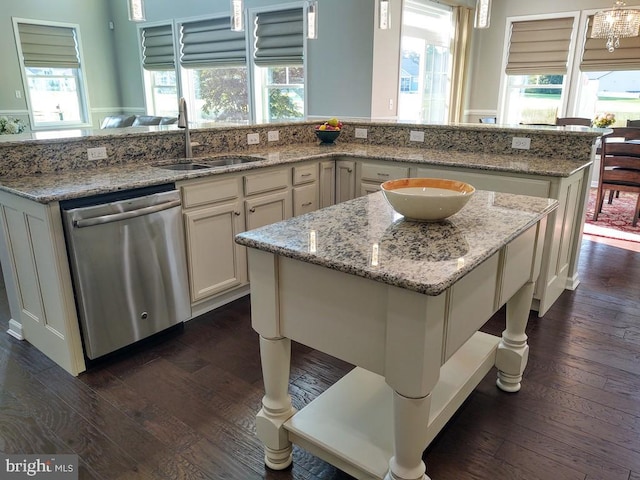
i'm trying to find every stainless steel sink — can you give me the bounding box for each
[157,163,211,171]
[155,156,263,171]
[203,156,264,167]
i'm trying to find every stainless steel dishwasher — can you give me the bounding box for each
[61,184,191,360]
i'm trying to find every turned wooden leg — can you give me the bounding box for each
[255,335,296,470]
[495,281,533,392]
[384,391,432,480]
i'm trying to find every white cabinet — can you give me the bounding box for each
[415,165,586,316]
[292,163,319,216]
[180,176,247,304]
[336,160,356,203]
[319,160,336,208]
[357,160,411,197]
[0,191,85,375]
[244,167,292,230]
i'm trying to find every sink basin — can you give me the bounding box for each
[155,156,263,171]
[203,156,264,167]
[157,163,211,171]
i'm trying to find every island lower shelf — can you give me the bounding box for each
[284,331,501,480]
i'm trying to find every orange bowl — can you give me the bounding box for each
[380,178,475,221]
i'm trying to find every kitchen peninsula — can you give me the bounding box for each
[236,189,557,480]
[0,121,600,375]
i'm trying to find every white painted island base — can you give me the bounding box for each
[247,219,546,480]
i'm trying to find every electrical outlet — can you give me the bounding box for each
[355,128,368,139]
[511,137,531,150]
[267,130,279,142]
[247,133,260,145]
[388,98,394,110]
[410,130,425,142]
[87,146,107,160]
[15,90,21,99]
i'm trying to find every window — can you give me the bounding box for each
[141,24,178,117]
[500,16,576,124]
[14,20,89,129]
[398,0,453,123]
[252,8,305,124]
[179,17,249,124]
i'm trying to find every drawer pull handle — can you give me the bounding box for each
[302,201,313,207]
[249,207,256,213]
[377,172,390,177]
[301,173,312,177]
[347,168,353,173]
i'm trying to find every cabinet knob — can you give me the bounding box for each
[347,168,353,173]
[234,211,241,216]
[249,207,256,213]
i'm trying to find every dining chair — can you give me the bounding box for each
[556,117,592,127]
[479,117,496,124]
[593,128,640,226]
[627,119,640,127]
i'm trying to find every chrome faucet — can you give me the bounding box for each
[178,97,192,158]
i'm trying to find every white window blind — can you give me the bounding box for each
[581,15,640,71]
[254,8,304,66]
[505,17,574,75]
[180,18,246,68]
[141,24,175,71]
[16,22,79,68]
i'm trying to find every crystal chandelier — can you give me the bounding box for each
[591,1,640,52]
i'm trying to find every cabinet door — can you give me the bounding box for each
[183,201,246,302]
[336,160,356,204]
[319,160,336,208]
[360,182,382,196]
[293,183,319,217]
[245,190,292,231]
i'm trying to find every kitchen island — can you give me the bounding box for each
[236,189,557,480]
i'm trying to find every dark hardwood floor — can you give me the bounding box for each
[1,236,639,479]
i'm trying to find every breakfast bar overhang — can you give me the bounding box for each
[237,189,556,480]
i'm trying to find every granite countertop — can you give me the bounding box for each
[235,190,558,296]
[0,142,592,204]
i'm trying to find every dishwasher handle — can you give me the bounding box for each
[73,199,182,228]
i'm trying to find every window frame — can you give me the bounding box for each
[12,18,92,131]
[497,11,581,123]
[248,2,308,124]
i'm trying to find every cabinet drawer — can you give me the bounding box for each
[293,183,318,216]
[181,176,241,209]
[360,162,410,182]
[416,167,551,198]
[244,169,289,196]
[293,163,318,185]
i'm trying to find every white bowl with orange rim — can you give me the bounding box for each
[380,178,475,222]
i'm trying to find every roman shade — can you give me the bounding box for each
[581,15,640,71]
[180,18,246,68]
[16,22,79,68]
[505,17,575,75]
[253,8,304,66]
[142,24,175,70]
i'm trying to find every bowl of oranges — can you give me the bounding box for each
[314,118,343,143]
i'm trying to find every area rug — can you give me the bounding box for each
[583,188,640,242]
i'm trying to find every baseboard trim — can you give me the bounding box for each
[7,319,23,340]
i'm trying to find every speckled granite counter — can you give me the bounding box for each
[235,189,557,296]
[0,142,591,204]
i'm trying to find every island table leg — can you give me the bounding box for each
[496,281,533,392]
[385,391,432,480]
[255,335,296,470]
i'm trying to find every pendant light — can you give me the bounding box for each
[307,0,318,39]
[379,0,391,30]
[127,0,145,22]
[474,0,491,29]
[230,0,244,32]
[591,1,640,52]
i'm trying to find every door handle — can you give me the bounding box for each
[73,199,182,228]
